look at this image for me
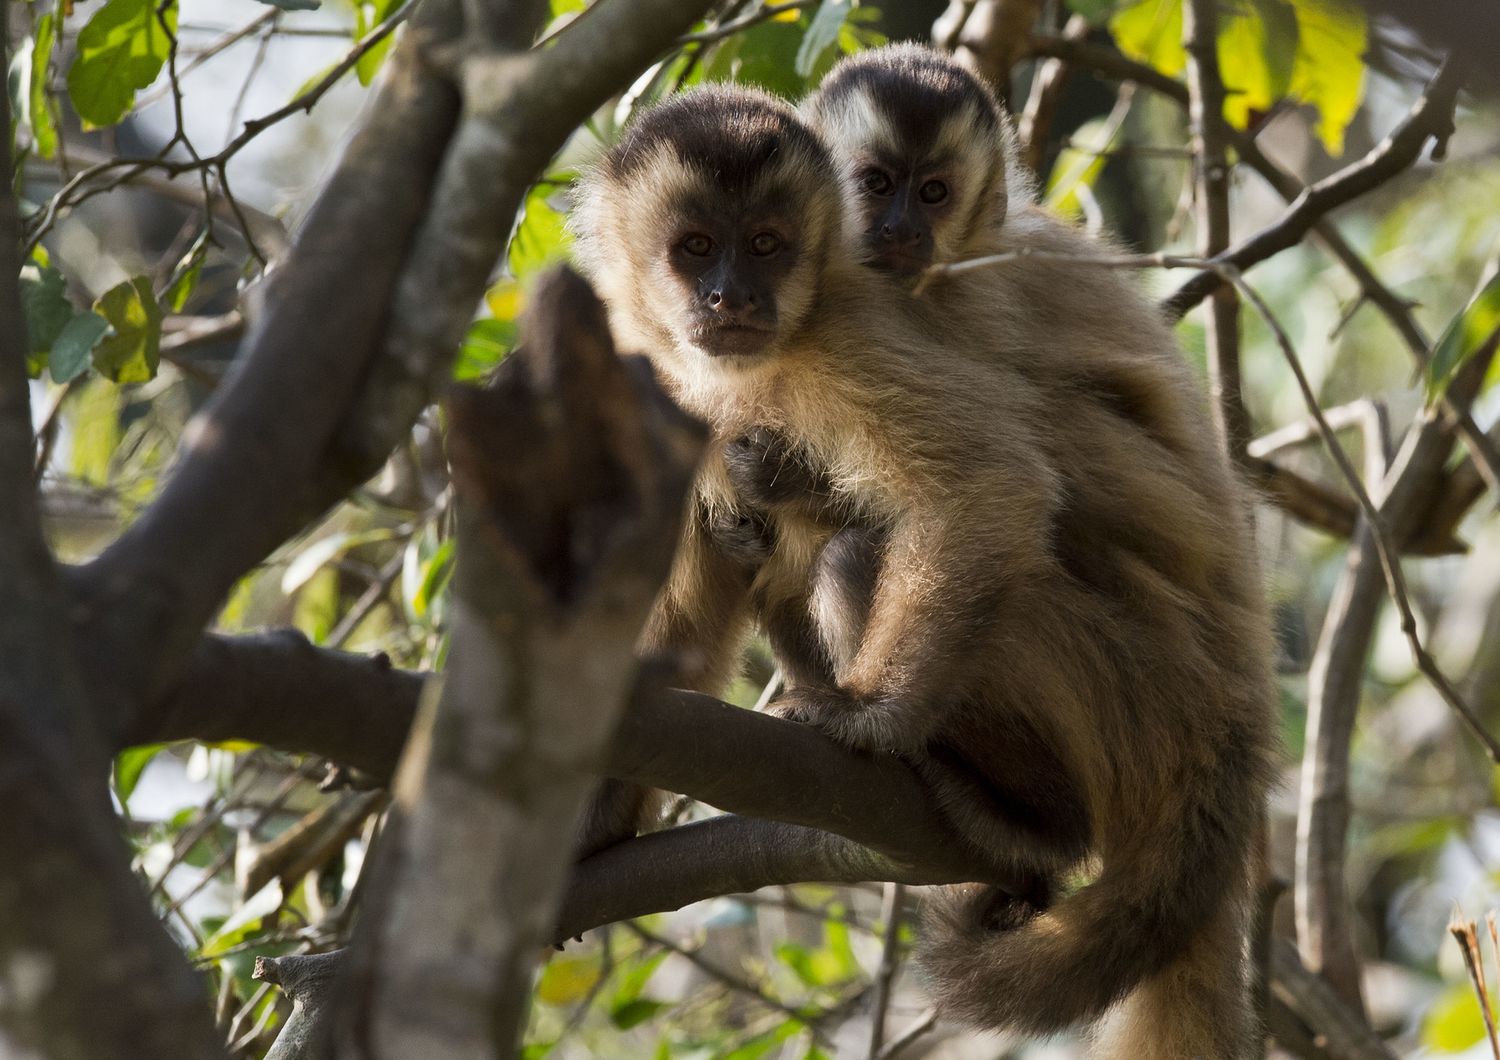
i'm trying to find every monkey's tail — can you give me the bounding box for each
[917,780,1256,1054]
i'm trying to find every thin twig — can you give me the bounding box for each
[1183,0,1246,463]
[873,1007,937,1060]
[1451,914,1500,1060]
[679,0,813,43]
[1026,33,1500,510]
[627,924,833,1042]
[1225,270,1500,762]
[24,0,417,253]
[865,882,907,1059]
[1161,60,1463,320]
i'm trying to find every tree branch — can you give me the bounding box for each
[1161,60,1463,320]
[1183,0,1248,463]
[332,268,706,1056]
[70,0,467,729]
[0,5,222,1045]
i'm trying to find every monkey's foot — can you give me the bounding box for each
[765,688,914,753]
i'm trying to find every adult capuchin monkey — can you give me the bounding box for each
[570,84,1275,1058]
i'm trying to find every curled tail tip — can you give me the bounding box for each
[916,869,1243,1037]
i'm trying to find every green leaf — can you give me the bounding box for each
[703,17,807,99]
[66,0,177,129]
[610,997,671,1030]
[550,0,586,13]
[92,275,162,383]
[29,13,58,159]
[721,1019,803,1060]
[293,567,339,642]
[1217,0,1297,130]
[1422,983,1487,1052]
[199,880,284,958]
[70,379,121,484]
[1044,115,1112,218]
[1108,0,1185,78]
[795,1,851,79]
[51,311,110,383]
[611,948,669,1009]
[413,538,455,617]
[454,317,516,381]
[163,231,208,312]
[353,0,401,84]
[113,743,167,802]
[1428,271,1500,394]
[1287,0,1366,155]
[20,262,73,365]
[508,182,573,280]
[281,529,394,594]
[823,919,858,979]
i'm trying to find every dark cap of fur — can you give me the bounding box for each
[809,44,1000,158]
[605,85,838,193]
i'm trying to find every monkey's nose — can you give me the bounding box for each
[881,223,922,247]
[709,289,756,314]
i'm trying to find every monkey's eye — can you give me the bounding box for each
[748,232,782,256]
[860,169,894,196]
[918,180,949,204]
[680,234,714,256]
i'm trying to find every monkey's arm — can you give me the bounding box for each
[772,482,1051,753]
[723,427,855,524]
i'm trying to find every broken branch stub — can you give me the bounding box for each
[328,267,705,1057]
[446,266,705,613]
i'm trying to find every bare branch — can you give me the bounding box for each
[865,882,908,1058]
[1269,940,1396,1060]
[1183,0,1247,462]
[1161,61,1463,320]
[0,29,223,1052]
[334,269,706,1056]
[1016,15,1087,174]
[254,952,342,1060]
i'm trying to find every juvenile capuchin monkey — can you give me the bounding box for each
[571,84,1275,1059]
[802,42,1027,278]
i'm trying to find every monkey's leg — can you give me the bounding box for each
[769,499,1049,753]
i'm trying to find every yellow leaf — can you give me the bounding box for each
[1287,0,1367,155]
[1109,0,1186,78]
[537,955,602,1005]
[485,280,524,322]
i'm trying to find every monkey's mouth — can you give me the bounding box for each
[868,245,931,278]
[692,323,776,358]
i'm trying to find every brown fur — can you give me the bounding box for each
[571,78,1275,1058]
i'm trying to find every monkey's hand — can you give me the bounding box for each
[724,427,842,519]
[575,779,663,861]
[704,504,774,571]
[766,687,916,754]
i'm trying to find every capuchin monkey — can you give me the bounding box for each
[802,42,1028,278]
[570,84,1275,1059]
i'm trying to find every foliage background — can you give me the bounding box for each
[17,0,1500,1054]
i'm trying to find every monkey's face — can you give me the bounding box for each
[571,86,842,378]
[846,153,958,276]
[804,47,1008,277]
[661,208,800,361]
